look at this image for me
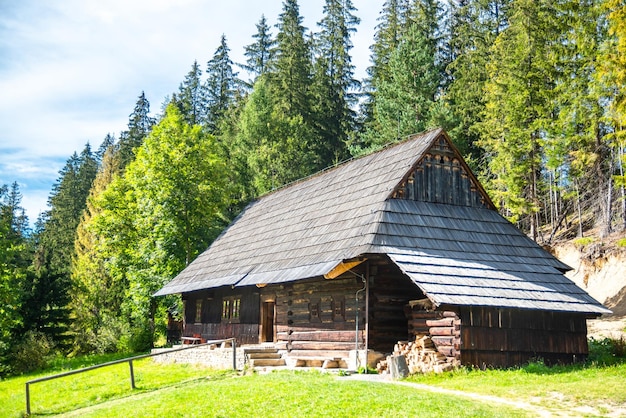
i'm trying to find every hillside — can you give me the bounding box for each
[552,231,626,338]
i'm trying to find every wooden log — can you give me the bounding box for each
[429,327,455,336]
[431,336,455,346]
[281,330,357,342]
[426,318,454,327]
[289,341,357,351]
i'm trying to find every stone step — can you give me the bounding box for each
[247,352,282,360]
[244,347,279,354]
[286,350,350,359]
[250,358,286,367]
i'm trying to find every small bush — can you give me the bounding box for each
[573,236,594,248]
[116,321,153,353]
[11,331,55,373]
[588,337,626,365]
[617,238,626,248]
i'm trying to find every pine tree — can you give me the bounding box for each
[242,15,276,86]
[205,35,239,134]
[311,0,360,166]
[446,0,511,157]
[175,61,207,126]
[479,0,559,240]
[25,144,98,346]
[118,92,155,170]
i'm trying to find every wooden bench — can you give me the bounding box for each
[181,336,202,345]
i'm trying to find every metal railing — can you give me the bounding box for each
[25,338,237,416]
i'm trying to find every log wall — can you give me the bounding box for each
[367,259,426,352]
[273,276,364,352]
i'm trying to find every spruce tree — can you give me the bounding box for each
[70,141,125,353]
[0,183,30,374]
[118,92,155,170]
[271,0,314,121]
[205,35,239,134]
[479,0,559,240]
[598,0,626,232]
[242,15,276,86]
[361,0,446,150]
[360,0,410,135]
[26,145,98,346]
[175,61,207,126]
[311,0,360,165]
[446,0,511,157]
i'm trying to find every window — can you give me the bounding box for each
[222,296,241,322]
[309,299,321,323]
[195,299,203,323]
[331,296,345,322]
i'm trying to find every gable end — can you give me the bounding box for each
[390,133,495,209]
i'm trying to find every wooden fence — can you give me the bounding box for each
[25,338,237,416]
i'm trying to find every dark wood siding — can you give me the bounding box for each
[182,287,260,344]
[392,135,488,208]
[458,307,589,367]
[367,258,425,352]
[273,277,364,352]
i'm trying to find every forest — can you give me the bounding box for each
[1,0,625,375]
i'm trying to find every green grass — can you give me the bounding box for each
[1,356,625,417]
[1,355,221,418]
[406,362,626,414]
[52,371,531,418]
[0,359,529,418]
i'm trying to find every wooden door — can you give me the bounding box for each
[260,301,275,343]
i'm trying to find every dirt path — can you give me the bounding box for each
[346,373,554,417]
[346,373,626,417]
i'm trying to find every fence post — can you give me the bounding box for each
[232,338,237,370]
[26,382,31,416]
[129,360,136,389]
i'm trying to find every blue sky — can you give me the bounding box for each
[0,0,381,224]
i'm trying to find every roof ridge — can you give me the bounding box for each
[257,127,444,199]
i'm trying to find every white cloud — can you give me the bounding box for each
[0,0,381,223]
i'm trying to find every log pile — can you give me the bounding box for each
[377,335,460,374]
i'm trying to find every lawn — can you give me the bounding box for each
[25,370,532,418]
[0,357,529,418]
[407,362,626,416]
[1,356,624,417]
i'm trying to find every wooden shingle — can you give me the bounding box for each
[155,129,609,316]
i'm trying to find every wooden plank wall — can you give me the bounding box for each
[182,287,260,344]
[392,137,486,208]
[458,306,589,367]
[185,323,260,345]
[274,277,364,352]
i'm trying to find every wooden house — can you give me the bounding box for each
[155,128,610,368]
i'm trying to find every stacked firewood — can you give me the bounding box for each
[377,335,460,374]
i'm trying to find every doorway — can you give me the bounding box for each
[260,301,275,343]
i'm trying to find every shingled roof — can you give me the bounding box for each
[155,128,609,316]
